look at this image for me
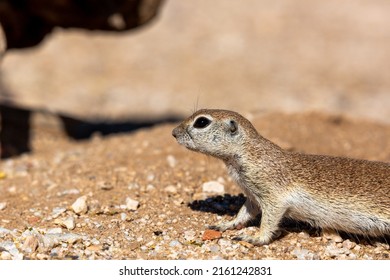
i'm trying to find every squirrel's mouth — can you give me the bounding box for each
[172,128,197,151]
[181,132,197,151]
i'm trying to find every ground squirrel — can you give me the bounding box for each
[172,109,390,245]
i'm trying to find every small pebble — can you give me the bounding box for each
[169,240,181,247]
[238,241,254,248]
[62,216,76,230]
[217,177,226,184]
[348,253,357,260]
[86,244,102,252]
[0,202,7,211]
[146,173,155,182]
[325,244,349,258]
[98,182,114,190]
[354,245,361,251]
[164,185,178,194]
[166,155,177,168]
[128,183,140,190]
[22,235,39,253]
[184,230,196,242]
[219,239,233,247]
[47,228,63,234]
[0,241,23,260]
[129,242,141,250]
[1,251,12,260]
[57,189,80,196]
[202,181,225,193]
[146,184,155,191]
[207,244,220,253]
[202,229,222,241]
[323,231,343,243]
[7,186,16,194]
[42,233,83,249]
[36,253,49,260]
[192,193,207,201]
[342,239,356,250]
[126,197,139,211]
[51,207,66,218]
[292,248,310,260]
[297,232,310,239]
[0,227,11,237]
[71,196,88,214]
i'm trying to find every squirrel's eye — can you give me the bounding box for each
[193,117,211,128]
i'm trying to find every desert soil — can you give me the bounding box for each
[0,0,390,260]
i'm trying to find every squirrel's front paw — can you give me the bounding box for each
[232,234,271,246]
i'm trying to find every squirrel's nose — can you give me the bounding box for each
[172,128,178,138]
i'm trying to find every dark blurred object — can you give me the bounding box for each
[0,0,164,158]
[0,104,31,158]
[0,0,164,49]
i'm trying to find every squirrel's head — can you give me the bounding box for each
[172,109,259,160]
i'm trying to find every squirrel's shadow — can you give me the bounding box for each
[188,194,318,234]
[188,194,390,245]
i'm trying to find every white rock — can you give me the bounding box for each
[217,177,226,184]
[169,240,181,247]
[126,197,139,211]
[323,231,343,243]
[22,235,39,253]
[166,155,177,168]
[146,173,155,182]
[146,184,155,191]
[342,239,356,250]
[1,251,12,260]
[348,253,357,260]
[0,241,23,260]
[62,216,76,230]
[0,202,7,211]
[202,181,225,193]
[325,244,349,258]
[42,233,83,249]
[0,227,11,237]
[184,230,196,241]
[51,207,66,218]
[71,196,88,214]
[354,245,361,251]
[164,185,177,193]
[292,248,310,260]
[297,232,310,239]
[21,228,40,239]
[128,183,140,190]
[7,186,16,194]
[57,189,80,196]
[218,239,233,248]
[47,228,63,234]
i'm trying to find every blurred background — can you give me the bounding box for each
[1,0,390,123]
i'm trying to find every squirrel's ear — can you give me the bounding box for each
[229,120,238,134]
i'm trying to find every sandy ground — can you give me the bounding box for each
[0,0,390,260]
[0,111,389,260]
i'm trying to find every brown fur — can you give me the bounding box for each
[172,109,390,245]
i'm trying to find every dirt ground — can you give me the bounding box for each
[0,0,390,260]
